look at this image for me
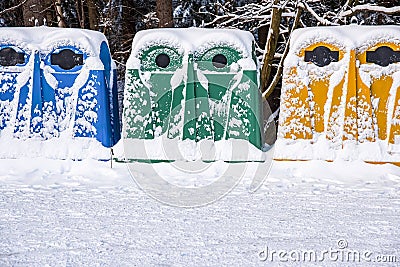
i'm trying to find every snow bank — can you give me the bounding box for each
[123,138,267,162]
[0,156,399,193]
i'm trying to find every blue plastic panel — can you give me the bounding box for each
[0,41,121,149]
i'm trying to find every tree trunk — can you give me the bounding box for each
[87,0,98,30]
[44,0,53,25]
[262,5,302,98]
[156,0,173,28]
[260,0,282,94]
[74,0,86,28]
[54,0,66,27]
[258,25,268,49]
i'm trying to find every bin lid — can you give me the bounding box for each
[0,26,109,57]
[127,28,256,69]
[290,25,400,53]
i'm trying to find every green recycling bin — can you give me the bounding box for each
[123,28,264,161]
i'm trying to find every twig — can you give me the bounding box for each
[0,0,28,16]
[301,0,338,26]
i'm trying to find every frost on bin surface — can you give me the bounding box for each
[123,28,263,161]
[0,27,120,159]
[275,25,400,163]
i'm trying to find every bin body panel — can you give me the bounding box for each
[192,73,213,141]
[30,53,43,137]
[13,80,32,138]
[103,36,122,145]
[358,42,400,152]
[0,72,22,130]
[123,69,154,139]
[0,44,32,136]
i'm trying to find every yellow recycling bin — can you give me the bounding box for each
[275,25,400,164]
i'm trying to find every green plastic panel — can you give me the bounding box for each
[123,44,262,160]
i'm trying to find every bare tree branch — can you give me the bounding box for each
[0,0,28,16]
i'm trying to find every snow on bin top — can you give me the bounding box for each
[289,25,400,53]
[0,26,109,57]
[127,28,255,69]
[284,25,400,70]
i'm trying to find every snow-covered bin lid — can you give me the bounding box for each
[0,26,115,72]
[0,26,110,57]
[289,25,400,54]
[284,25,400,70]
[126,28,257,70]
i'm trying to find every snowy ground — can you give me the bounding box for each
[0,157,399,266]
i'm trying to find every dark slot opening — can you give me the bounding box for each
[51,49,83,70]
[0,47,25,66]
[155,53,170,68]
[366,46,400,67]
[305,46,339,67]
[212,54,228,68]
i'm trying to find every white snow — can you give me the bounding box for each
[0,156,399,265]
[289,25,400,52]
[123,138,266,162]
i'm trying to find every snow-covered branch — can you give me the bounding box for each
[340,4,400,17]
[300,1,338,26]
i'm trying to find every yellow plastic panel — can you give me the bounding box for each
[343,50,358,141]
[358,42,400,145]
[279,67,312,140]
[355,68,376,143]
[279,42,347,141]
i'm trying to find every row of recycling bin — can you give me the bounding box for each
[0,27,262,160]
[0,26,399,162]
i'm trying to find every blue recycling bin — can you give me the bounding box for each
[0,27,120,159]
